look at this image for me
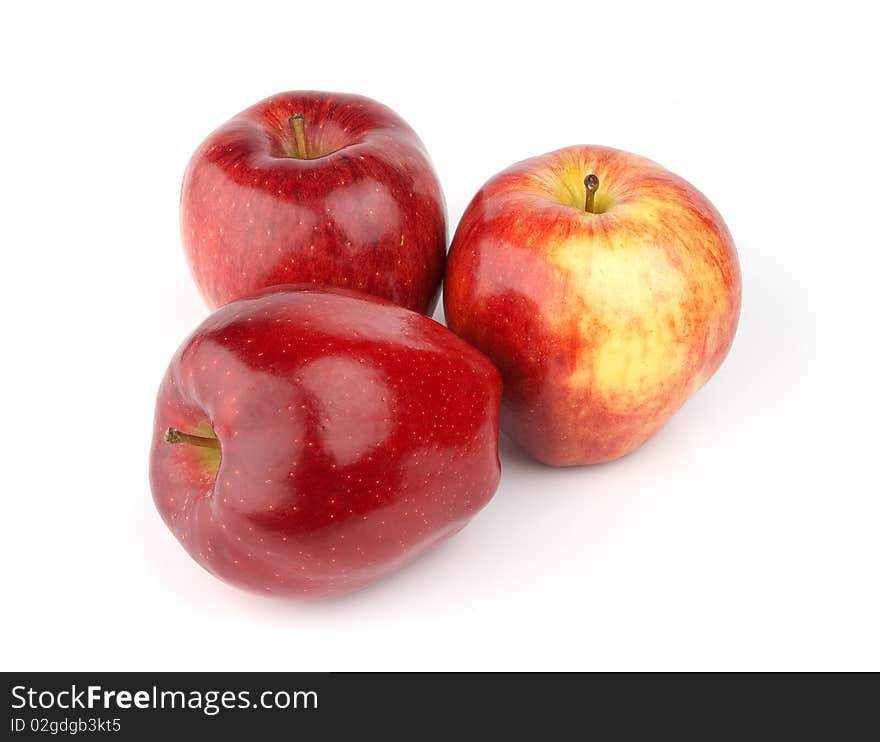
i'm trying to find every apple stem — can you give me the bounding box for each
[584,174,600,213]
[289,114,309,159]
[164,427,221,450]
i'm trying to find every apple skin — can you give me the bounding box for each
[444,145,741,466]
[149,286,501,598]
[180,91,446,314]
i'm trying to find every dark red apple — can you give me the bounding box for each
[181,91,446,314]
[149,287,501,598]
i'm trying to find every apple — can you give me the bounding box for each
[180,91,446,314]
[149,286,501,598]
[444,145,741,466]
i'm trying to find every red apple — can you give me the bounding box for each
[181,91,446,314]
[149,287,501,598]
[444,145,741,466]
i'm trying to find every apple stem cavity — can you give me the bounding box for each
[164,427,221,450]
[584,174,600,213]
[289,114,309,159]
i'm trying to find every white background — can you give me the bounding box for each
[2,0,878,671]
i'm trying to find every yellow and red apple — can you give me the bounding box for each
[444,145,741,465]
